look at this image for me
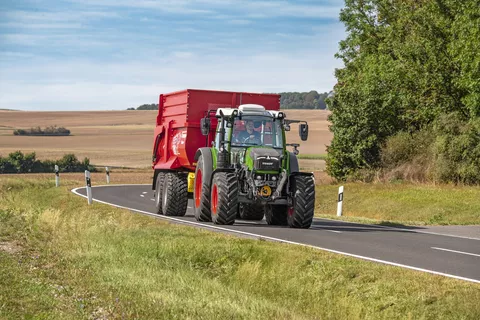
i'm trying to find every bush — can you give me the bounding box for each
[0,152,96,174]
[433,113,480,185]
[12,125,71,136]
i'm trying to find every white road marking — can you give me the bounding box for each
[71,185,480,284]
[140,195,145,197]
[142,192,148,194]
[325,230,342,233]
[151,199,155,201]
[188,206,193,209]
[432,247,480,258]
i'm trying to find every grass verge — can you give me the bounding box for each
[316,183,480,225]
[1,178,479,319]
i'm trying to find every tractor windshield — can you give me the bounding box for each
[231,116,284,149]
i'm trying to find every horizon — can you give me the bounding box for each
[0,1,345,111]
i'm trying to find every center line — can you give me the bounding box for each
[431,247,480,258]
[326,229,342,233]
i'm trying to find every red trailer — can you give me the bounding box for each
[152,89,280,172]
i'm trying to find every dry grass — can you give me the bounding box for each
[0,110,330,169]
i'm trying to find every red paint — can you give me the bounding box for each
[211,184,218,215]
[195,169,202,208]
[152,89,281,171]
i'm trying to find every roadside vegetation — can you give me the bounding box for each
[327,0,480,185]
[13,125,70,136]
[0,151,95,174]
[316,183,480,225]
[1,178,479,319]
[297,153,327,160]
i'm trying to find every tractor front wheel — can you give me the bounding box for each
[238,203,264,220]
[287,175,315,228]
[210,172,238,225]
[265,204,288,226]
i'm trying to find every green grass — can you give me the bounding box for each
[316,183,480,225]
[1,178,479,319]
[296,153,327,160]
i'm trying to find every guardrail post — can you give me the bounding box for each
[106,167,110,184]
[85,170,92,205]
[55,165,60,187]
[337,186,344,217]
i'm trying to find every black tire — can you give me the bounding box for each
[239,203,264,220]
[287,175,315,228]
[154,172,166,215]
[210,172,238,225]
[265,204,288,226]
[193,155,213,222]
[161,173,188,216]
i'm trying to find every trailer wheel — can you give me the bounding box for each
[210,172,238,225]
[287,175,315,228]
[238,203,264,220]
[161,173,188,216]
[193,155,213,222]
[265,204,288,226]
[154,172,166,215]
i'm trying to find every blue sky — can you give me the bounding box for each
[0,0,345,111]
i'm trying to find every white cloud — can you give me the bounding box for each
[0,49,343,111]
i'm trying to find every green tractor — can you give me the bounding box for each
[193,104,315,228]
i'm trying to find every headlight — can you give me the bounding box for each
[271,176,277,181]
[256,175,262,180]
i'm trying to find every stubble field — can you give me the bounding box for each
[0,109,331,169]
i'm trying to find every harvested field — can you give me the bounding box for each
[0,110,331,169]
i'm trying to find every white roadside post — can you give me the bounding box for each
[105,167,110,184]
[54,165,60,187]
[85,170,93,205]
[337,185,344,217]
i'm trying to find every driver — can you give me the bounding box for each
[236,120,261,144]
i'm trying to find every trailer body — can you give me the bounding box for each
[152,89,280,171]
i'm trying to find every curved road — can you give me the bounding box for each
[73,184,480,284]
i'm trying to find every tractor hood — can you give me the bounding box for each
[247,147,282,171]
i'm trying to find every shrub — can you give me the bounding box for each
[0,152,96,174]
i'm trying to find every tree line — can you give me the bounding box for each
[327,0,480,184]
[14,125,70,136]
[0,151,96,174]
[127,91,331,111]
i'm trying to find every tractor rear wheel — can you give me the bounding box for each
[193,155,213,222]
[161,172,188,216]
[265,204,288,226]
[287,175,315,228]
[154,172,166,215]
[210,172,238,225]
[238,203,264,220]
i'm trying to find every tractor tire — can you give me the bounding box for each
[193,155,213,222]
[238,203,264,220]
[161,172,188,216]
[265,204,288,226]
[154,172,166,215]
[287,175,315,228]
[210,172,238,225]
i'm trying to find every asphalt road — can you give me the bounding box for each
[73,184,480,283]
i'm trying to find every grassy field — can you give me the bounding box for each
[1,177,479,319]
[0,110,330,169]
[316,183,480,225]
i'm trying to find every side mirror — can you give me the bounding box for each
[299,123,308,141]
[200,118,210,136]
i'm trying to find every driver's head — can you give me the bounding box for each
[245,120,254,133]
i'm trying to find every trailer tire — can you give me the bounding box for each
[238,203,264,220]
[265,204,288,226]
[162,173,188,216]
[193,155,213,222]
[210,172,238,225]
[287,175,315,228]
[154,172,166,215]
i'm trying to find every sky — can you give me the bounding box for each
[0,0,346,111]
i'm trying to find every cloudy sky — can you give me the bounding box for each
[0,0,345,111]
